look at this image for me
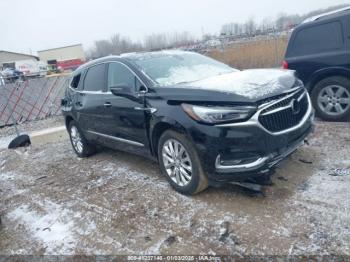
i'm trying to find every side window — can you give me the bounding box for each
[70,74,81,89]
[108,63,136,91]
[83,64,106,92]
[291,22,344,56]
[347,19,350,43]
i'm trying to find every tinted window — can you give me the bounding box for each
[71,74,81,88]
[83,64,106,91]
[347,19,350,43]
[108,63,136,91]
[290,22,343,56]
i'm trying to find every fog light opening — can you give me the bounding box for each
[216,155,262,167]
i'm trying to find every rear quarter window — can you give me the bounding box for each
[346,19,350,44]
[70,74,81,89]
[289,21,344,56]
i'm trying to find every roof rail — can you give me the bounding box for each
[302,6,350,24]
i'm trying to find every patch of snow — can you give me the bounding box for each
[156,64,233,86]
[0,135,15,149]
[143,238,165,255]
[189,69,296,99]
[300,170,350,208]
[0,171,28,198]
[75,221,97,236]
[287,166,350,255]
[89,161,170,190]
[0,171,18,180]
[271,226,291,238]
[7,201,77,255]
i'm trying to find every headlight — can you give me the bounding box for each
[182,103,257,124]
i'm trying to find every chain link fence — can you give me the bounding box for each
[0,76,70,127]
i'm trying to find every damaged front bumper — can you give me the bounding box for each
[215,138,306,174]
[190,90,315,185]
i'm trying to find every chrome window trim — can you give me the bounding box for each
[69,60,149,95]
[217,89,314,136]
[68,88,110,95]
[87,130,144,147]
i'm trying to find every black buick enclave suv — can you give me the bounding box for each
[62,51,314,195]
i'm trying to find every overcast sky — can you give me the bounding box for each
[1,0,348,54]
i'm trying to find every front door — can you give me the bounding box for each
[98,62,149,153]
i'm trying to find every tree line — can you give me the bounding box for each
[87,31,196,59]
[87,4,348,59]
[220,4,348,36]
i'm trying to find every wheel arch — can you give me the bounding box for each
[150,117,188,159]
[65,115,75,129]
[308,67,350,92]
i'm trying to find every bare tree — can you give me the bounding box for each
[244,18,257,36]
[86,3,350,59]
[87,31,196,59]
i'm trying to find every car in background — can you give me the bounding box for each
[283,7,350,121]
[0,68,24,83]
[62,51,314,195]
[15,60,48,78]
[0,73,5,86]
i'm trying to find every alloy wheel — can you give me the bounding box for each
[317,85,350,116]
[162,139,193,187]
[70,126,83,153]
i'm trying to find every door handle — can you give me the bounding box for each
[104,102,112,108]
[134,107,157,113]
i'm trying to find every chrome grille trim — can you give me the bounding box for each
[260,90,306,116]
[259,90,309,132]
[217,88,314,136]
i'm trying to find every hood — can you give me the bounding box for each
[184,69,297,100]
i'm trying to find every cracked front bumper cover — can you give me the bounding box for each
[215,139,305,174]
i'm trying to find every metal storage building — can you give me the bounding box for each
[37,44,86,70]
[0,51,38,69]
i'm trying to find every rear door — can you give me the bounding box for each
[345,16,350,70]
[74,63,108,139]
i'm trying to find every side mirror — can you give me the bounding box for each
[110,84,132,96]
[138,85,148,94]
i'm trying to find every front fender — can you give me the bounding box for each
[148,103,195,157]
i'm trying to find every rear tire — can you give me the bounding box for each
[68,120,96,158]
[158,130,208,195]
[311,76,350,121]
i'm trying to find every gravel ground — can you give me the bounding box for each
[0,121,349,256]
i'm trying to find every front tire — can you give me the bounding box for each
[311,76,350,121]
[158,130,208,195]
[68,121,96,157]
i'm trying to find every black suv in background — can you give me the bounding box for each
[283,7,350,121]
[62,51,314,195]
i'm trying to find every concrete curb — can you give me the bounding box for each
[30,126,68,145]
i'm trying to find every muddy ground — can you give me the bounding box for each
[0,120,349,256]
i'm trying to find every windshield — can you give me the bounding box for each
[131,51,236,86]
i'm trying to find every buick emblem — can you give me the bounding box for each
[291,99,301,115]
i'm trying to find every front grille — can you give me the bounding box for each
[258,90,309,132]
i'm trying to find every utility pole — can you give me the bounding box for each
[273,27,279,67]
